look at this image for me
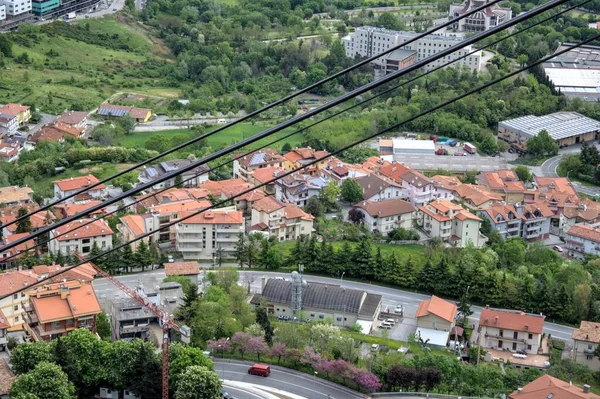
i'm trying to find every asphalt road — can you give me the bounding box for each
[215,360,362,399]
[92,269,576,344]
[393,153,508,172]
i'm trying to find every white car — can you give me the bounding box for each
[553,245,564,253]
[371,344,380,351]
[167,255,174,263]
[394,304,403,313]
[385,318,396,325]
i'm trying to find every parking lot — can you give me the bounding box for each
[394,153,509,172]
[373,302,419,342]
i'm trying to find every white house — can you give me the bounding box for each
[48,219,113,256]
[0,114,17,136]
[356,174,405,202]
[53,175,106,203]
[0,5,6,20]
[353,199,416,233]
[478,202,553,241]
[572,321,600,370]
[380,163,435,207]
[250,196,314,241]
[275,172,328,208]
[139,160,210,190]
[417,200,483,248]
[566,223,600,259]
[476,306,545,355]
[0,0,32,16]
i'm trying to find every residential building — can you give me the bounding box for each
[379,163,435,206]
[572,321,600,370]
[28,122,84,147]
[448,0,512,32]
[236,189,266,217]
[498,112,600,148]
[566,223,600,259]
[232,149,285,180]
[96,104,152,123]
[31,0,60,15]
[478,202,553,240]
[0,358,15,398]
[0,5,6,20]
[352,199,416,233]
[48,218,113,256]
[275,172,328,208]
[283,147,330,175]
[23,280,102,342]
[341,26,485,78]
[53,175,106,202]
[139,160,210,190]
[149,199,210,243]
[199,178,254,201]
[373,48,418,79]
[1,204,55,237]
[416,295,457,332]
[56,110,88,130]
[417,200,483,248]
[543,44,600,102]
[175,208,244,260]
[432,176,504,209]
[478,170,526,204]
[476,306,545,354]
[321,158,371,182]
[248,166,284,196]
[54,200,104,219]
[356,174,405,202]
[0,270,39,329]
[0,104,30,124]
[0,233,36,270]
[164,261,199,285]
[251,275,382,331]
[250,196,314,241]
[0,114,17,136]
[0,312,8,352]
[117,214,153,251]
[509,375,595,399]
[108,297,158,341]
[0,140,19,162]
[561,199,600,237]
[0,186,32,207]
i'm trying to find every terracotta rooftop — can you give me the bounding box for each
[164,261,200,276]
[56,111,87,126]
[0,358,15,396]
[509,375,596,399]
[29,281,101,322]
[480,306,545,334]
[51,218,113,242]
[572,320,600,343]
[199,179,249,197]
[253,196,285,214]
[429,200,464,214]
[354,199,415,218]
[54,200,104,218]
[238,190,266,202]
[179,209,244,225]
[282,204,314,221]
[120,214,147,236]
[536,176,577,196]
[53,175,106,192]
[1,232,36,258]
[235,149,284,168]
[380,163,432,188]
[0,103,29,116]
[151,199,211,215]
[454,210,482,222]
[419,205,452,222]
[416,295,457,323]
[568,224,600,243]
[0,186,32,205]
[251,166,284,184]
[0,270,39,297]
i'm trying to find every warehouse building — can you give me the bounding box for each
[379,139,435,161]
[544,44,600,102]
[498,112,600,148]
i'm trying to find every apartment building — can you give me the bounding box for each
[249,167,285,196]
[353,199,415,233]
[0,5,6,20]
[48,218,113,256]
[572,321,600,370]
[356,174,405,202]
[0,104,31,124]
[341,26,484,78]
[149,199,210,243]
[283,147,330,175]
[566,223,600,259]
[275,172,328,208]
[250,196,314,241]
[175,208,244,260]
[509,375,595,399]
[0,114,17,136]
[232,149,285,180]
[0,186,33,207]
[117,214,153,251]
[0,233,36,270]
[448,0,512,32]
[477,170,526,204]
[417,200,483,248]
[476,306,545,354]
[139,160,210,190]
[478,202,552,240]
[0,270,39,329]
[23,281,102,342]
[108,297,158,341]
[56,111,88,130]
[379,163,435,207]
[53,175,106,203]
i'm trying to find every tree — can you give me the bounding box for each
[319,180,341,211]
[305,196,325,218]
[10,342,54,374]
[234,234,248,267]
[478,134,497,155]
[340,179,363,203]
[10,362,75,399]
[134,240,152,271]
[348,208,365,224]
[117,114,136,134]
[270,343,287,364]
[174,174,183,188]
[96,312,111,340]
[255,306,273,344]
[456,290,473,328]
[377,12,402,30]
[169,343,214,390]
[15,207,32,234]
[513,165,532,183]
[174,366,221,399]
[526,130,558,157]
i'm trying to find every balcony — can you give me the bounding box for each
[485,333,526,343]
[176,234,202,243]
[120,324,150,334]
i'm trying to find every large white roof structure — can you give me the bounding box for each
[498,112,600,140]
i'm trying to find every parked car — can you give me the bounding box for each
[553,245,564,253]
[454,151,466,156]
[397,346,410,354]
[394,304,403,313]
[371,344,380,351]
[248,364,270,377]
[167,255,174,263]
[385,318,396,325]
[447,139,458,147]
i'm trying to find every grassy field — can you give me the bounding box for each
[119,123,306,151]
[0,16,175,114]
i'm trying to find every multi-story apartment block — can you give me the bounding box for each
[431,175,502,209]
[476,306,545,354]
[417,200,483,248]
[250,196,314,241]
[232,149,285,181]
[572,321,600,370]
[379,163,435,207]
[53,175,106,203]
[108,297,158,341]
[356,174,405,202]
[341,26,484,79]
[448,0,512,32]
[477,170,526,204]
[149,199,210,243]
[0,270,39,329]
[0,114,17,136]
[283,147,330,176]
[48,218,113,256]
[23,280,102,342]
[0,104,31,124]
[353,199,416,233]
[118,214,153,252]
[566,223,600,259]
[275,172,328,208]
[175,208,244,260]
[0,5,6,20]
[478,202,552,240]
[139,160,210,190]
[56,110,88,130]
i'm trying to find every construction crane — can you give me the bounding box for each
[88,261,191,399]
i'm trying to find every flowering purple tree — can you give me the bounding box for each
[286,348,302,366]
[356,370,382,393]
[270,343,287,364]
[300,347,323,367]
[207,338,231,356]
[231,332,252,359]
[328,359,352,381]
[247,336,269,361]
[313,359,332,377]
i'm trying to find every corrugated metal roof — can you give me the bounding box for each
[498,112,600,140]
[97,107,128,117]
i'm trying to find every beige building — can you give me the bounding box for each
[478,170,526,204]
[352,199,415,233]
[0,186,33,207]
[48,219,113,256]
[250,196,314,241]
[0,270,38,329]
[417,200,483,248]
[283,147,330,176]
[416,295,457,332]
[232,149,285,181]
[117,214,153,252]
[572,321,600,369]
[476,306,545,354]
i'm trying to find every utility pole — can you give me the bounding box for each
[340,271,345,288]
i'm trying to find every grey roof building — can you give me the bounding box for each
[139,160,210,189]
[109,297,159,341]
[543,44,600,101]
[251,277,382,331]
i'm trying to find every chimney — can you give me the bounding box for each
[494,316,499,325]
[583,385,591,394]
[486,304,490,309]
[517,388,523,394]
[524,325,528,331]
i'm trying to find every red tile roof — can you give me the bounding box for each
[1,233,36,258]
[0,358,15,396]
[51,219,113,242]
[0,270,38,296]
[0,103,29,116]
[416,295,457,322]
[120,214,147,236]
[165,261,199,276]
[54,200,104,218]
[572,320,600,343]
[53,175,106,192]
[251,166,284,184]
[282,204,314,221]
[354,199,415,218]
[509,375,595,399]
[253,196,285,214]
[56,111,87,126]
[29,282,101,322]
[567,224,600,243]
[480,307,545,334]
[179,209,243,225]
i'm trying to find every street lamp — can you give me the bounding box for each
[313,371,318,399]
[340,271,345,288]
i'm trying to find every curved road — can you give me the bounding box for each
[215,360,361,399]
[538,152,600,197]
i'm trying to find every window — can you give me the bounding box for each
[310,313,315,318]
[528,333,533,340]
[13,294,17,299]
[14,316,18,322]
[336,317,342,322]
[527,345,532,350]
[319,315,325,319]
[589,344,594,350]
[13,305,18,311]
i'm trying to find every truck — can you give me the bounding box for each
[464,142,477,154]
[435,148,449,156]
[66,12,76,19]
